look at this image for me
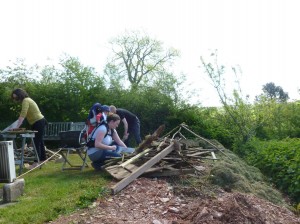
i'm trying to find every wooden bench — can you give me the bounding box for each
[44,122,88,171]
[44,122,86,141]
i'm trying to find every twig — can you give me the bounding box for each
[179,132,187,139]
[161,125,180,138]
[180,123,230,158]
[171,127,182,140]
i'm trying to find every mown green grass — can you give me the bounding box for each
[0,155,111,224]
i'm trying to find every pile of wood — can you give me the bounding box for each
[104,123,225,194]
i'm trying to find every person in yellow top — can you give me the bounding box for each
[11,88,47,167]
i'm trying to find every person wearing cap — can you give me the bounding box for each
[98,105,110,123]
[85,104,110,141]
[87,102,102,126]
[109,105,142,147]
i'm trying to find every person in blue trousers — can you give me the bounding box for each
[87,114,133,170]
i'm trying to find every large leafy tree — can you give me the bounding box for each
[51,55,107,121]
[257,82,289,102]
[105,30,180,89]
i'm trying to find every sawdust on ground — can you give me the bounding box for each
[49,177,300,224]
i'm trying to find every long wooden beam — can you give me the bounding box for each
[119,148,152,168]
[111,140,179,195]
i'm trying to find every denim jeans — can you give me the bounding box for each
[88,149,121,169]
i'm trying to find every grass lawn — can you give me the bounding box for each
[0,155,111,224]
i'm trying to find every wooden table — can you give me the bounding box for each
[1,130,39,175]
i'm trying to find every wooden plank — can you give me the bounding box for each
[119,148,152,168]
[105,164,139,180]
[186,151,211,157]
[105,165,165,180]
[111,141,178,195]
[143,166,165,173]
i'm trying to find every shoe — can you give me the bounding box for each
[91,162,103,171]
[29,162,39,170]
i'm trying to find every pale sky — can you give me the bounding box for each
[0,0,299,106]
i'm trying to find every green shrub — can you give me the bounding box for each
[240,138,300,204]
